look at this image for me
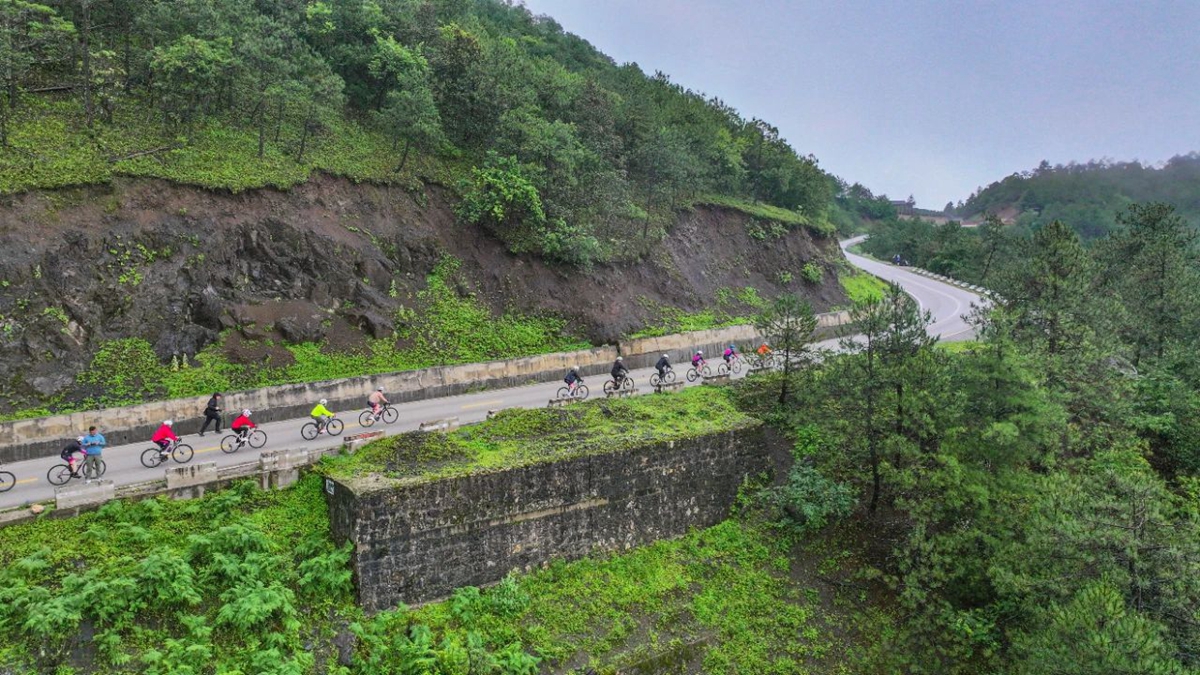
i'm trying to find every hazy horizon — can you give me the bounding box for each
[520,0,1200,208]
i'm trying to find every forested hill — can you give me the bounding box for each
[1,0,833,265]
[958,154,1200,238]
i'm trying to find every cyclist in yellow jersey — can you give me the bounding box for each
[310,399,335,433]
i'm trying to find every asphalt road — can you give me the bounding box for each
[0,240,981,509]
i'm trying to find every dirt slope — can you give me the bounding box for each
[0,175,846,412]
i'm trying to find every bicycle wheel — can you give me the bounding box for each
[381,407,399,424]
[359,410,376,427]
[301,423,318,441]
[47,464,72,486]
[327,418,345,436]
[576,384,589,400]
[603,380,617,395]
[622,377,634,391]
[141,448,164,468]
[732,360,742,375]
[172,443,194,464]
[220,435,240,453]
[249,429,268,449]
[701,365,713,377]
[649,373,662,387]
[665,369,677,384]
[556,386,570,400]
[0,470,14,493]
[686,368,699,383]
[97,460,107,477]
[717,362,730,376]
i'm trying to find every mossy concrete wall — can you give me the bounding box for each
[325,423,784,612]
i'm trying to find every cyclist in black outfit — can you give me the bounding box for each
[611,356,629,387]
[655,353,671,379]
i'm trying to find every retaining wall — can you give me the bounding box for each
[0,312,849,463]
[326,423,785,611]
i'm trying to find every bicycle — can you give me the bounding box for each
[649,368,677,387]
[686,363,712,382]
[750,353,777,371]
[141,438,195,468]
[602,375,634,395]
[47,457,106,486]
[358,404,399,428]
[556,382,590,401]
[301,417,345,440]
[717,354,743,376]
[220,428,268,454]
[0,467,14,493]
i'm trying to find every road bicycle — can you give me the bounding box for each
[47,457,107,486]
[686,363,713,382]
[358,404,399,427]
[556,382,590,401]
[221,428,268,453]
[649,368,677,387]
[0,467,14,493]
[140,438,195,468]
[749,353,778,371]
[602,375,634,395]
[301,417,346,440]
[717,354,743,376]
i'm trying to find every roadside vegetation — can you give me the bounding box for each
[321,386,755,483]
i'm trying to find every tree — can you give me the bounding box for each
[370,37,443,172]
[753,293,818,405]
[150,35,234,140]
[0,0,74,144]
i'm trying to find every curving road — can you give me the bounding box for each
[0,240,980,510]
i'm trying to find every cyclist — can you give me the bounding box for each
[61,436,85,476]
[691,350,707,372]
[611,356,629,388]
[81,426,106,481]
[231,409,255,444]
[655,353,671,379]
[564,365,583,394]
[723,344,739,365]
[311,398,334,433]
[368,387,389,421]
[756,342,772,356]
[151,419,178,461]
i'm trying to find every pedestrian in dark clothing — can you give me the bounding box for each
[199,393,223,436]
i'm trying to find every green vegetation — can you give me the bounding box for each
[957,155,1200,238]
[4,257,587,420]
[321,386,756,484]
[0,476,355,672]
[407,519,834,674]
[0,0,834,265]
[838,271,886,304]
[628,287,766,339]
[698,194,835,237]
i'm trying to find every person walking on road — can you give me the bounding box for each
[199,392,223,436]
[81,426,106,481]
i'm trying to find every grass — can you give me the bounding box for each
[697,194,836,237]
[627,287,765,339]
[405,518,835,674]
[0,98,442,195]
[320,386,757,485]
[839,272,888,304]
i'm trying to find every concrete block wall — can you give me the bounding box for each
[326,423,781,611]
[0,311,850,464]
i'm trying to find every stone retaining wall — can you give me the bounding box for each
[326,423,784,611]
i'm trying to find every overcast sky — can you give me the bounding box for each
[520,0,1200,208]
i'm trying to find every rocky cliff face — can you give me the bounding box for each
[0,175,846,414]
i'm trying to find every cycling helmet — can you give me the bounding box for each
[729,344,735,349]
[164,420,173,426]
[320,398,327,405]
[76,436,84,443]
[662,353,669,359]
[376,387,384,392]
[616,356,623,362]
[571,365,579,372]
[242,409,251,416]
[696,350,703,355]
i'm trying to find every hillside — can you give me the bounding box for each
[957,154,1200,237]
[0,0,850,418]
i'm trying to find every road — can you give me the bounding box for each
[0,240,980,510]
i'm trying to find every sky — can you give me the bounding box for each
[520,0,1200,208]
